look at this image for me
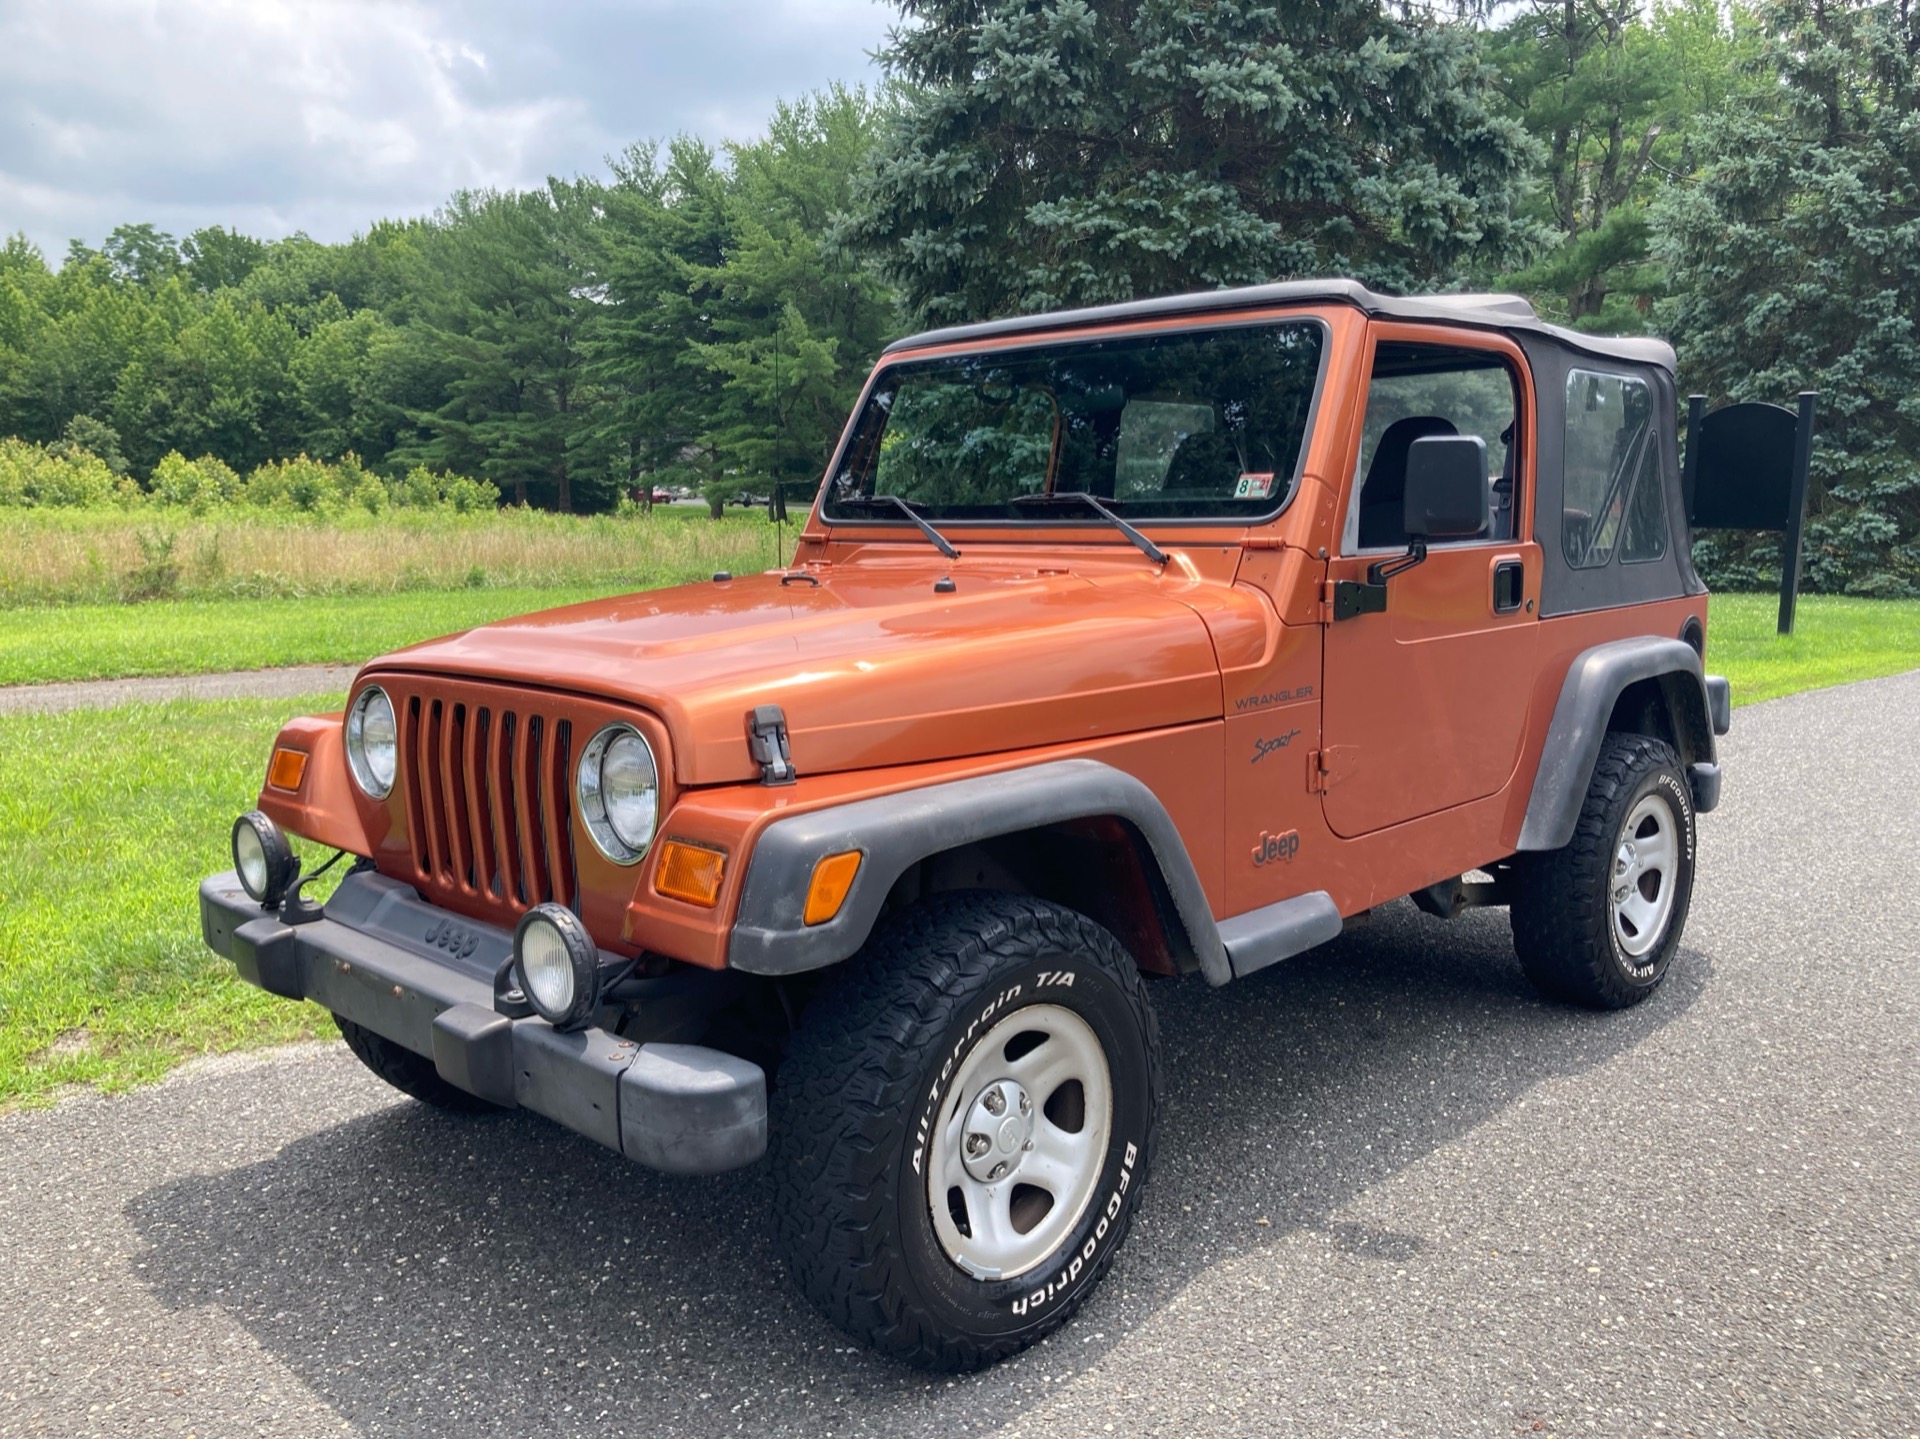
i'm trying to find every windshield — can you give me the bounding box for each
[823,320,1326,524]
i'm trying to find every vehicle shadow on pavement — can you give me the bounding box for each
[124,900,1706,1438]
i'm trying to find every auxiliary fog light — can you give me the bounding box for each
[513,903,601,1031]
[232,810,299,908]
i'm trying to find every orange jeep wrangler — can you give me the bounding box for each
[201,281,1731,1369]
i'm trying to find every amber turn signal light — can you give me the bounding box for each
[803,850,863,926]
[653,839,727,907]
[266,747,309,792]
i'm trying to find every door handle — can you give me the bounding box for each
[1492,558,1524,614]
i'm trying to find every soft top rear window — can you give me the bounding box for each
[824,321,1326,524]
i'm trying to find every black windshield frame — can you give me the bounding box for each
[820,316,1332,531]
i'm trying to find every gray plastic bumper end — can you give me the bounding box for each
[1689,761,1723,814]
[620,1044,768,1175]
[1704,674,1732,736]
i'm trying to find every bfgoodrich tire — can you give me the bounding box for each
[334,1015,500,1113]
[1511,732,1696,1008]
[770,892,1161,1371]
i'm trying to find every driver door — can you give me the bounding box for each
[1319,327,1541,840]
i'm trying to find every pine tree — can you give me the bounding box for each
[1654,0,1920,596]
[839,0,1542,324]
[581,138,733,507]
[688,88,900,491]
[402,182,602,511]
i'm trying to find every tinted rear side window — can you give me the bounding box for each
[1563,369,1668,567]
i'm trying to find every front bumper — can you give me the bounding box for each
[200,870,766,1174]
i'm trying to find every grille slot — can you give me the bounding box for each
[400,693,573,913]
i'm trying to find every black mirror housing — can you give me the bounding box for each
[1403,435,1490,540]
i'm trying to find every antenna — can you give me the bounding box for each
[769,481,788,567]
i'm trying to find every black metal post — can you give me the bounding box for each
[1778,391,1816,636]
[1681,394,1706,522]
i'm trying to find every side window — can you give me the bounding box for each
[1348,343,1519,551]
[1563,369,1668,567]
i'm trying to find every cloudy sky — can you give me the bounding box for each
[0,0,893,260]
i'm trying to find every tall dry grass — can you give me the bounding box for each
[0,507,788,607]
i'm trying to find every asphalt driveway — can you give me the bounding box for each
[3,670,1916,1438]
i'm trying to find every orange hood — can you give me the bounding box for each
[361,558,1229,784]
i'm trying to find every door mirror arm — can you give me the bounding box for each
[1367,537,1427,587]
[1333,537,1427,622]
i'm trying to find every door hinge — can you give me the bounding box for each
[745,704,797,786]
[1307,745,1358,793]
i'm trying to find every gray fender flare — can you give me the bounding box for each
[726,758,1342,986]
[1517,637,1720,853]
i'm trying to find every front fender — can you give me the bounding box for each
[726,759,1234,985]
[254,712,373,856]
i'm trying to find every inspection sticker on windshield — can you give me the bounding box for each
[1234,472,1276,499]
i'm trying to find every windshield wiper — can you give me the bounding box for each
[836,495,960,560]
[1011,492,1168,565]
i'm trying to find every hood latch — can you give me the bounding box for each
[746,705,797,786]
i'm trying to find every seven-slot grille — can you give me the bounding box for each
[398,688,576,914]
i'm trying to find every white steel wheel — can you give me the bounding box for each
[925,1002,1114,1282]
[1611,791,1680,958]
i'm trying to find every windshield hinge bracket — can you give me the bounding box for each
[746,705,797,787]
[1328,579,1387,622]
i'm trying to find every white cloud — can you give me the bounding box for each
[0,0,891,258]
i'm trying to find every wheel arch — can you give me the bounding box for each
[1516,637,1719,853]
[727,759,1234,985]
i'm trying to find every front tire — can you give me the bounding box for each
[1511,732,1696,1008]
[334,1015,500,1113]
[771,893,1161,1370]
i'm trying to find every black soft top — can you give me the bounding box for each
[882,278,1676,372]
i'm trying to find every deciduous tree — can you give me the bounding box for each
[1491,0,1750,329]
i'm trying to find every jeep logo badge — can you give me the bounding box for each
[423,917,480,959]
[1251,829,1300,866]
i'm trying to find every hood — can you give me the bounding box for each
[363,557,1229,784]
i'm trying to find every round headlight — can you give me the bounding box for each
[345,685,398,799]
[514,903,600,1030]
[577,724,658,864]
[231,810,298,907]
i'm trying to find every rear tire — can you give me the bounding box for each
[771,892,1160,1371]
[334,1015,500,1113]
[1511,733,1696,1008]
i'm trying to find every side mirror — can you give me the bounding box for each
[1335,433,1493,622]
[1403,435,1489,540]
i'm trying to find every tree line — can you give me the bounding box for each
[0,0,1913,594]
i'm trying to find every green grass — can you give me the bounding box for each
[0,587,638,686]
[0,591,1911,1109]
[1708,593,1920,706]
[0,694,345,1107]
[0,503,783,607]
[7,581,1913,696]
